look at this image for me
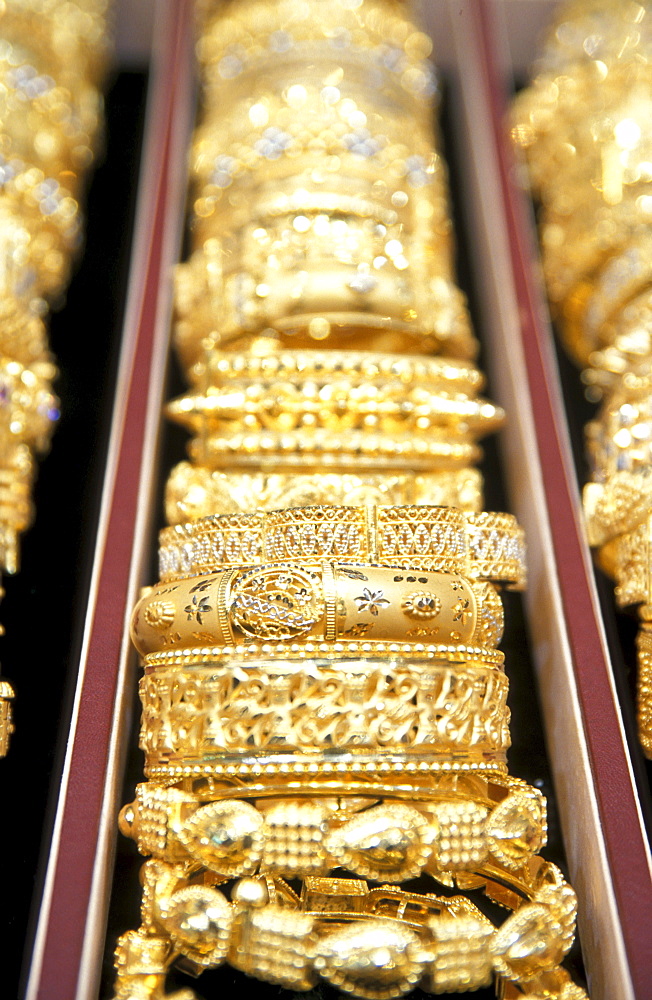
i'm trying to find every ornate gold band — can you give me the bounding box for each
[114,818,582,998]
[165,464,485,524]
[158,504,526,587]
[175,242,477,367]
[138,651,510,766]
[132,564,507,655]
[122,776,545,880]
[166,351,503,440]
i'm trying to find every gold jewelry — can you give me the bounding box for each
[112,0,585,995]
[0,677,14,757]
[158,505,525,586]
[175,244,476,366]
[122,776,544,878]
[165,463,485,524]
[138,648,510,772]
[167,349,502,437]
[112,852,582,999]
[132,564,503,655]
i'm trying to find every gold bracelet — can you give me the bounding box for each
[174,244,477,366]
[0,0,111,88]
[122,773,544,879]
[167,348,502,438]
[585,369,652,482]
[0,294,49,367]
[132,564,504,655]
[113,852,582,999]
[0,677,14,758]
[165,463,485,524]
[0,159,81,300]
[584,470,652,547]
[138,648,510,772]
[158,505,526,587]
[197,0,438,110]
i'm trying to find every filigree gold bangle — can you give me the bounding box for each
[165,463,485,524]
[158,505,526,587]
[132,564,505,655]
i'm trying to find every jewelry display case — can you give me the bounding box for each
[6,2,651,999]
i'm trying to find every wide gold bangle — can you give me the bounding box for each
[158,505,526,587]
[165,463,485,524]
[132,563,504,655]
[167,348,502,438]
[174,246,477,367]
[138,646,510,774]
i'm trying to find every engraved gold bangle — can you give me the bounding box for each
[158,505,526,587]
[131,564,505,656]
[138,648,511,773]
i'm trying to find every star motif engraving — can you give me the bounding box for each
[184,594,212,624]
[354,588,390,616]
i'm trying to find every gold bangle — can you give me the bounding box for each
[158,505,526,587]
[0,1,111,88]
[174,245,477,367]
[113,851,581,999]
[131,563,502,655]
[0,53,102,187]
[0,294,49,367]
[0,356,59,451]
[600,513,651,608]
[0,677,14,758]
[138,649,510,771]
[584,471,652,548]
[197,0,438,111]
[585,369,652,482]
[166,348,503,438]
[0,160,81,300]
[165,463,485,524]
[122,774,544,879]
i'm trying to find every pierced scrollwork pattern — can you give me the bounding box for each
[138,659,511,762]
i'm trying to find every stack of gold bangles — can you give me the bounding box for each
[512,0,652,756]
[0,0,110,757]
[113,2,586,998]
